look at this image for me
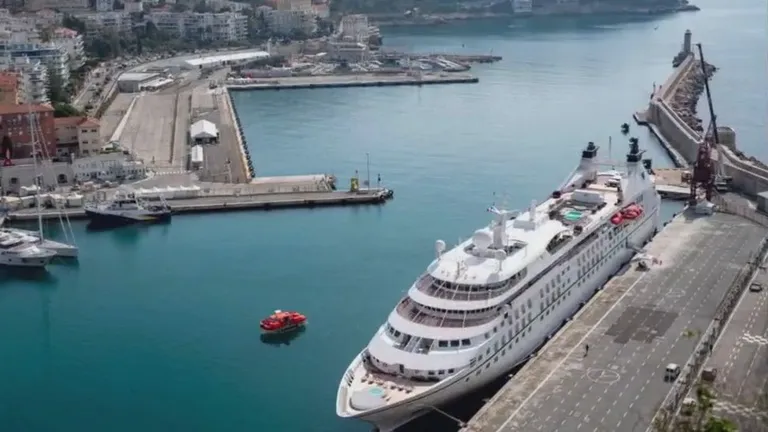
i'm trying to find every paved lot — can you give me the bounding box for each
[119,93,176,166]
[466,211,766,432]
[99,93,135,142]
[693,259,768,431]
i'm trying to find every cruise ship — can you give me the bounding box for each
[336,141,662,431]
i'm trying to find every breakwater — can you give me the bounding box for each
[637,45,768,196]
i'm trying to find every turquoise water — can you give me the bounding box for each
[0,0,764,430]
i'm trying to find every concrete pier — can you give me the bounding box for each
[6,190,393,222]
[226,73,478,91]
[463,210,767,432]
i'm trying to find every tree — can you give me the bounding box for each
[62,14,87,34]
[1,135,13,159]
[52,102,82,118]
[47,68,70,104]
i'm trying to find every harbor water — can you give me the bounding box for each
[0,0,764,430]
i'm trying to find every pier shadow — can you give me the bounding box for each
[0,266,57,286]
[259,327,307,347]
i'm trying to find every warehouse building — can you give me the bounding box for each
[116,72,161,92]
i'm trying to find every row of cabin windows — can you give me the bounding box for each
[394,227,632,356]
[466,220,644,382]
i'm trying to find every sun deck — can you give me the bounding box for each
[341,359,438,413]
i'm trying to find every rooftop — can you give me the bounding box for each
[190,119,218,139]
[185,50,270,67]
[54,116,101,127]
[118,72,160,82]
[0,103,53,115]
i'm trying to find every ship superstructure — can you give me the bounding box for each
[336,141,662,431]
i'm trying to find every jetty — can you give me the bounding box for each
[6,189,393,222]
[226,73,478,91]
[635,30,768,196]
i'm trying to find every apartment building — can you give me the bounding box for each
[263,0,316,36]
[95,0,114,12]
[124,1,143,13]
[148,11,248,42]
[0,71,19,104]
[25,0,89,13]
[52,27,84,70]
[0,41,69,82]
[338,14,369,42]
[75,12,133,36]
[205,0,250,12]
[0,103,57,159]
[53,116,101,157]
[2,58,49,104]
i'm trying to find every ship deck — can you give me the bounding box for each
[462,209,768,432]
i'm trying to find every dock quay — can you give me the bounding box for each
[225,73,478,91]
[6,190,393,222]
[463,209,768,432]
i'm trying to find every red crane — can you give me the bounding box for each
[689,42,717,203]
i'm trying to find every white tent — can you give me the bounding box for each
[190,120,218,140]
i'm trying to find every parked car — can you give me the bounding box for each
[749,282,763,292]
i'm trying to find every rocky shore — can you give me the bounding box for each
[668,60,717,134]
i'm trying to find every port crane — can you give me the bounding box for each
[689,43,730,204]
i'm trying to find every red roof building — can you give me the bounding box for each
[0,104,57,159]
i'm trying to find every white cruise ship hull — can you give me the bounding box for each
[340,206,660,431]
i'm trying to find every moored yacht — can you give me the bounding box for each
[85,187,172,228]
[336,141,662,431]
[0,231,55,268]
[2,228,79,258]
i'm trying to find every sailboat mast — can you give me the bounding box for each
[28,108,43,239]
[366,152,370,191]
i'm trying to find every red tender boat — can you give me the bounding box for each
[260,310,307,334]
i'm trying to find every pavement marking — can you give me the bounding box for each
[493,270,650,432]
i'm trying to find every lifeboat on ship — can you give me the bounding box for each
[260,310,307,334]
[621,204,644,220]
[610,213,623,225]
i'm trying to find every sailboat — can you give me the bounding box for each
[3,107,78,260]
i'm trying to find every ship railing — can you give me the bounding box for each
[415,275,513,301]
[396,299,496,328]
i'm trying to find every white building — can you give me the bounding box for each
[147,11,248,42]
[75,12,133,36]
[338,14,369,43]
[95,0,114,12]
[72,153,148,183]
[265,9,316,36]
[124,1,143,13]
[275,0,311,11]
[205,0,250,12]
[0,40,69,83]
[52,27,85,70]
[1,57,50,104]
[25,0,89,12]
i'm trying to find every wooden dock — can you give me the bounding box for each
[6,190,394,222]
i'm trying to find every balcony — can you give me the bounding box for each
[414,274,516,302]
[395,297,497,328]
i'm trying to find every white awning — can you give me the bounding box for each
[190,120,218,140]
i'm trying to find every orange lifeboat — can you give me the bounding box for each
[621,204,644,220]
[260,310,307,334]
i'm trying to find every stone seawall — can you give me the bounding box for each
[638,52,768,196]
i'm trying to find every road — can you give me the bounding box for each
[466,211,767,432]
[693,257,768,431]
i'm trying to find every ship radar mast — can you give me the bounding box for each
[487,205,519,248]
